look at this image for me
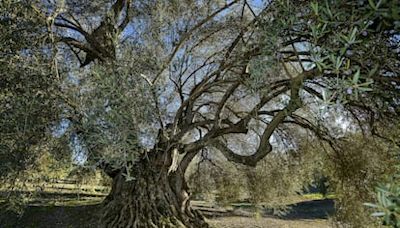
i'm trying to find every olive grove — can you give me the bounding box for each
[1,0,399,227]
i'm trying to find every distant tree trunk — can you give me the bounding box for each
[100,149,208,228]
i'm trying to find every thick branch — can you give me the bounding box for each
[212,139,270,166]
[182,85,290,153]
[208,69,320,166]
[255,71,311,155]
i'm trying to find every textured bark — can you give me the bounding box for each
[100,151,208,228]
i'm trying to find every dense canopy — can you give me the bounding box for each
[1,0,399,227]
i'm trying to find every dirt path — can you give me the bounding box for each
[209,217,331,228]
[208,199,334,228]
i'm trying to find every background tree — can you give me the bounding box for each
[0,0,63,186]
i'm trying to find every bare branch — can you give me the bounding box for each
[151,0,241,85]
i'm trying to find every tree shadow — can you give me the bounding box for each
[0,202,101,228]
[279,199,335,220]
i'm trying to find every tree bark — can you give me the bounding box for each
[100,150,208,228]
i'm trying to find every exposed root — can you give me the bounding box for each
[100,159,209,228]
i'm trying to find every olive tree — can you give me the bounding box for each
[0,0,62,181]
[2,0,399,227]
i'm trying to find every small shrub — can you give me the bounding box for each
[366,165,400,227]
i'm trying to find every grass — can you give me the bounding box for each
[303,193,335,200]
[0,181,109,195]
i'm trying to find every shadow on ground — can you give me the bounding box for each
[0,204,101,228]
[280,199,335,220]
[0,199,335,228]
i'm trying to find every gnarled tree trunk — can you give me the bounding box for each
[100,150,208,228]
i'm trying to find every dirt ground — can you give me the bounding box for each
[0,199,334,228]
[209,217,331,228]
[208,199,334,228]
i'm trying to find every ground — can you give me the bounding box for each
[207,199,334,228]
[0,182,335,228]
[209,217,331,228]
[0,198,334,228]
